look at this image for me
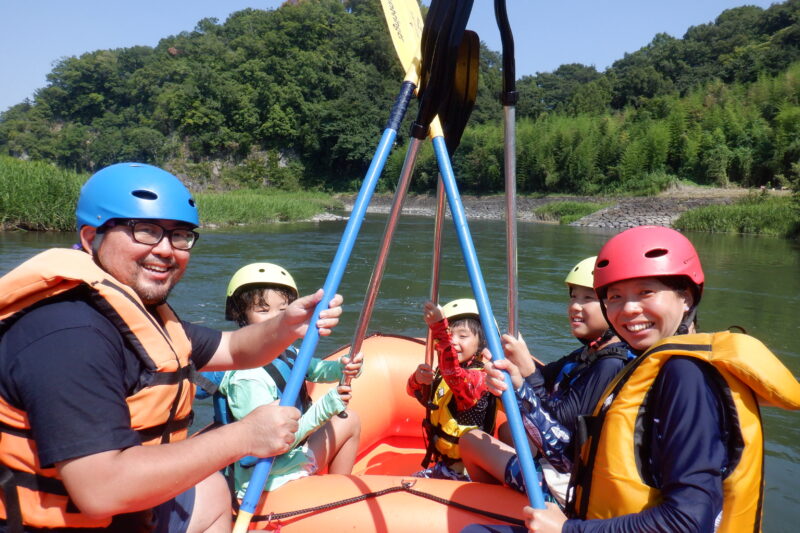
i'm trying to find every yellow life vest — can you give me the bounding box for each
[569,332,800,532]
[0,248,195,529]
[426,373,497,462]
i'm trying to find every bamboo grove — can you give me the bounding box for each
[1,0,799,196]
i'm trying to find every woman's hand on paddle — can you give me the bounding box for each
[502,333,537,378]
[524,502,567,533]
[239,402,300,458]
[414,363,434,385]
[485,358,522,394]
[337,384,353,405]
[341,351,363,379]
[283,289,343,338]
[422,300,445,327]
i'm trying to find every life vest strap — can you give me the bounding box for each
[6,469,68,496]
[192,371,219,396]
[431,423,460,445]
[575,413,602,449]
[148,364,194,386]
[136,411,193,443]
[0,422,31,440]
[0,467,81,515]
[264,349,312,412]
[0,464,23,533]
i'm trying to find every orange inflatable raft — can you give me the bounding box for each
[245,333,527,532]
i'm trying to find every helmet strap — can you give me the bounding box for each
[588,328,616,351]
[88,226,109,271]
[677,305,698,335]
[91,231,105,255]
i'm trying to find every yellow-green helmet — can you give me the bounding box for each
[564,256,597,289]
[225,263,298,321]
[441,298,480,322]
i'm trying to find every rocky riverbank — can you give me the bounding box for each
[336,185,763,229]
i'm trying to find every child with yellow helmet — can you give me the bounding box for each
[196,262,363,497]
[458,257,631,508]
[407,298,499,481]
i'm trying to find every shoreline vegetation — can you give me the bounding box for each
[1,156,797,238]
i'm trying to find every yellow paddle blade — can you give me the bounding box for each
[381,0,443,141]
[380,0,423,83]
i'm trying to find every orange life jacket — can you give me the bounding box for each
[568,332,800,532]
[0,248,195,529]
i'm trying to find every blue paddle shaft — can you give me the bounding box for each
[432,136,546,510]
[238,84,415,515]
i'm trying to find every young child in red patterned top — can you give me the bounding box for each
[407,299,497,480]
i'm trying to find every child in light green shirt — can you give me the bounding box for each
[205,262,362,496]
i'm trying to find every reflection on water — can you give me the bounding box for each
[2,217,798,530]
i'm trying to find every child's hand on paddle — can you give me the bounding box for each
[413,363,434,385]
[337,384,352,406]
[485,358,523,395]
[341,351,363,379]
[422,300,445,326]
[502,333,537,378]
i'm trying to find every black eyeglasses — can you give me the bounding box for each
[122,220,199,251]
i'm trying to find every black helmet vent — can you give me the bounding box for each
[132,190,158,200]
[644,248,668,258]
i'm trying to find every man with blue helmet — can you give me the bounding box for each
[0,163,344,532]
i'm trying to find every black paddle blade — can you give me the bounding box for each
[418,0,450,98]
[494,0,518,105]
[412,0,475,140]
[441,29,479,156]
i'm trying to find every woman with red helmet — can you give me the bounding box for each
[518,226,800,533]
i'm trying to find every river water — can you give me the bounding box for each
[1,216,798,530]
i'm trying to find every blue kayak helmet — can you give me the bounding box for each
[76,162,199,229]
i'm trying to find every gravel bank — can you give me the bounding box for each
[336,186,756,229]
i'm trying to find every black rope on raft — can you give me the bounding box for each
[248,479,525,527]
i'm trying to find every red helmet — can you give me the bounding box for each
[593,226,704,298]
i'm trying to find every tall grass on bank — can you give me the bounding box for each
[1,157,342,230]
[196,190,342,226]
[674,193,797,238]
[0,156,86,230]
[533,201,612,225]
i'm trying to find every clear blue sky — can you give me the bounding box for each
[0,0,781,112]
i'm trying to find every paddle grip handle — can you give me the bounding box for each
[494,0,518,105]
[386,81,415,131]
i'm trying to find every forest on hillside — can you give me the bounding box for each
[1,0,799,194]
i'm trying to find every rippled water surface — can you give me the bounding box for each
[2,216,798,531]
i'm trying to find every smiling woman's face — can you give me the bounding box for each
[603,277,691,352]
